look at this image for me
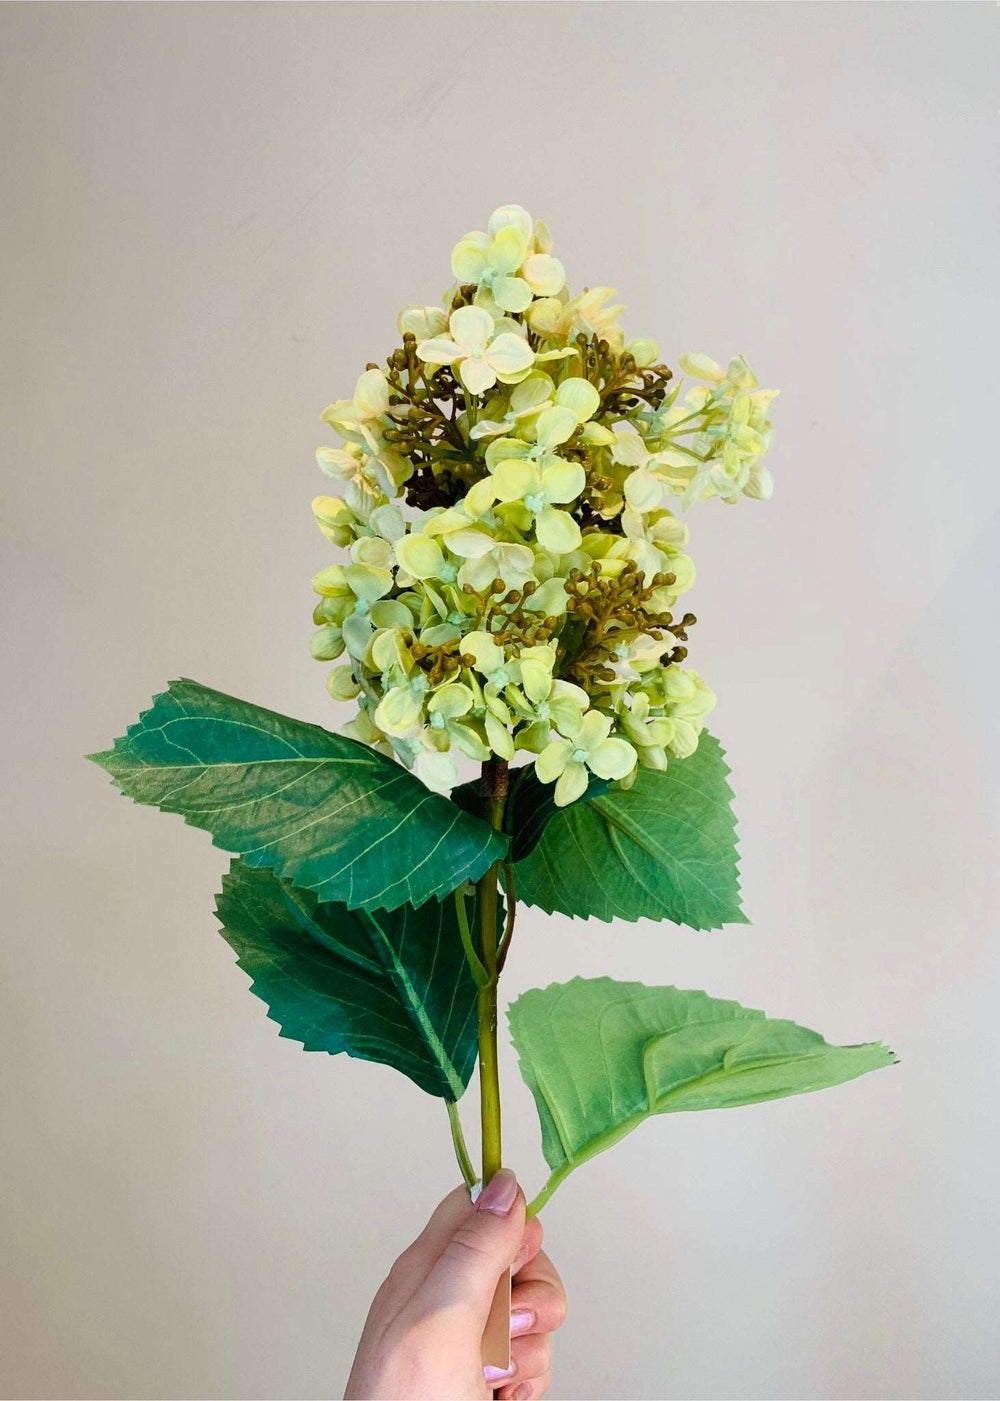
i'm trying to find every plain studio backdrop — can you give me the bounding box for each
[1,3,998,1399]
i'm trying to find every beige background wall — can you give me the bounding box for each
[2,3,998,1398]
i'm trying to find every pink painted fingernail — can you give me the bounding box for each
[476,1168,518,1216]
[510,1308,535,1336]
[484,1363,515,1382]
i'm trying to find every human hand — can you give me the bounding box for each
[344,1170,566,1400]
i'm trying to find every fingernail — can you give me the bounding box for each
[484,1363,515,1382]
[476,1168,518,1216]
[512,1385,531,1400]
[510,1308,535,1336]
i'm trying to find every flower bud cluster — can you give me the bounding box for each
[311,205,776,801]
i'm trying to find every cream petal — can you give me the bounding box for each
[485,710,515,760]
[535,738,572,783]
[342,612,375,661]
[611,429,648,468]
[532,218,553,254]
[370,599,412,629]
[536,506,581,554]
[350,536,395,570]
[488,203,534,242]
[549,695,586,733]
[311,626,345,662]
[588,737,638,781]
[353,367,390,419]
[535,405,577,449]
[489,223,529,275]
[555,376,601,424]
[451,235,490,282]
[346,563,393,602]
[395,534,445,581]
[678,352,725,384]
[541,460,585,504]
[492,458,537,503]
[450,304,494,355]
[397,304,448,339]
[510,372,554,412]
[519,658,552,705]
[522,253,566,298]
[554,705,584,742]
[325,664,359,700]
[577,709,613,748]
[525,575,569,616]
[445,527,494,559]
[374,687,424,737]
[458,356,497,396]
[416,335,463,365]
[624,468,664,513]
[486,332,535,376]
[450,722,491,762]
[468,418,509,441]
[492,274,533,314]
[463,476,499,517]
[554,761,589,807]
[316,445,363,478]
[428,682,474,720]
[462,630,506,675]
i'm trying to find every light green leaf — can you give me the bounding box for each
[509,976,897,1210]
[513,732,744,928]
[215,859,487,1099]
[89,679,506,912]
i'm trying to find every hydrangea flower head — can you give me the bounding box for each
[310,205,777,802]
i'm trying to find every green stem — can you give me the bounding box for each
[454,887,489,987]
[477,759,508,1184]
[447,1100,477,1188]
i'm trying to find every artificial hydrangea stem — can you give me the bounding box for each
[447,1099,477,1189]
[477,759,509,1184]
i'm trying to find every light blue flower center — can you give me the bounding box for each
[524,491,545,513]
[537,701,551,721]
[439,561,458,583]
[355,599,371,616]
[430,712,446,730]
[571,747,589,764]
[491,666,512,687]
[409,674,429,696]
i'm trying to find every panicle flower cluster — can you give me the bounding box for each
[311,205,777,803]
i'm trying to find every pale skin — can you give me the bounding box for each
[345,1171,566,1400]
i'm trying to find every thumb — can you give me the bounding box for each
[420,1169,525,1322]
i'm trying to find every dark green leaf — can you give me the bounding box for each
[215,859,489,1099]
[513,732,744,929]
[89,679,507,912]
[509,976,897,1204]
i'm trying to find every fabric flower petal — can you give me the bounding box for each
[536,506,581,554]
[536,738,572,783]
[588,737,638,781]
[554,761,589,807]
[450,304,494,356]
[486,332,535,377]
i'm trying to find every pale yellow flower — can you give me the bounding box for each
[417,305,535,395]
[536,709,637,806]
